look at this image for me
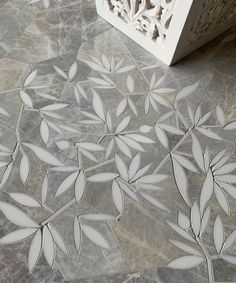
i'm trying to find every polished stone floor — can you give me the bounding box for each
[0,0,236,282]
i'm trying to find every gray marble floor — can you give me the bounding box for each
[0,0,236,282]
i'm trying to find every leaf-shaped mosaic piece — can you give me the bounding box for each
[115,116,130,134]
[41,174,48,206]
[87,173,119,182]
[191,202,201,237]
[155,126,169,149]
[101,54,110,70]
[191,134,205,172]
[126,134,154,144]
[69,62,77,81]
[79,148,98,163]
[105,138,115,160]
[23,143,64,167]
[89,77,113,88]
[196,128,222,140]
[112,180,124,214]
[130,164,152,183]
[41,111,63,120]
[91,89,105,121]
[214,183,230,215]
[74,83,87,102]
[157,124,184,135]
[167,255,204,269]
[40,120,49,144]
[210,149,226,167]
[47,121,63,133]
[38,93,58,101]
[81,225,110,249]
[139,125,152,134]
[215,175,236,184]
[188,105,194,124]
[222,229,236,253]
[28,230,42,273]
[194,106,202,125]
[213,216,224,254]
[117,179,139,203]
[127,98,137,116]
[48,224,68,255]
[224,120,236,130]
[0,201,38,228]
[200,206,211,236]
[56,171,79,197]
[115,137,132,158]
[116,98,127,117]
[203,147,210,172]
[82,214,114,221]
[151,93,171,108]
[135,183,163,191]
[198,111,212,126]
[216,105,225,126]
[0,228,37,244]
[145,96,150,114]
[0,162,13,188]
[20,153,30,184]
[127,75,134,92]
[149,73,156,89]
[41,103,68,111]
[75,171,86,202]
[137,174,168,184]
[175,81,199,102]
[140,192,170,212]
[178,211,190,230]
[20,91,33,108]
[215,162,236,175]
[51,166,79,172]
[115,155,128,181]
[24,69,38,87]
[172,154,198,173]
[53,65,68,80]
[74,216,82,254]
[212,155,230,172]
[76,143,104,152]
[9,193,41,208]
[43,226,55,267]
[200,170,214,214]
[119,135,144,152]
[128,153,141,180]
[172,158,191,207]
[106,111,113,132]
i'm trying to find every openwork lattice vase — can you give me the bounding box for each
[95,0,236,65]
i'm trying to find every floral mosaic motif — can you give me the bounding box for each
[0,53,236,282]
[106,0,175,45]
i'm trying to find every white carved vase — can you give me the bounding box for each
[95,0,236,65]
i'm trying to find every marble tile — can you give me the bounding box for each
[0,1,236,282]
[0,2,38,57]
